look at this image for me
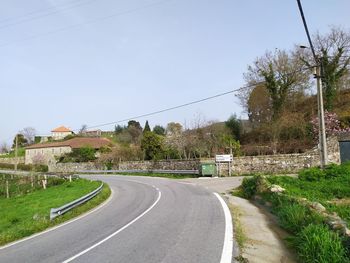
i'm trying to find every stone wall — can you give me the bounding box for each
[118,159,200,171]
[47,137,341,175]
[49,162,98,173]
[0,157,25,164]
[218,136,340,176]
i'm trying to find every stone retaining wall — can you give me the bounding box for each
[49,162,99,173]
[48,137,341,175]
[0,157,25,164]
[118,159,200,171]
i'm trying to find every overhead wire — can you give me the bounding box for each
[72,66,315,132]
[0,0,98,28]
[0,0,174,47]
[296,0,317,63]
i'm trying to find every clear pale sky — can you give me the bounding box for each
[1,0,350,144]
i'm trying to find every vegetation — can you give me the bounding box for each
[237,163,350,262]
[237,26,350,155]
[0,176,110,245]
[0,173,63,198]
[0,162,48,172]
[0,147,25,158]
[293,224,349,263]
[59,146,96,163]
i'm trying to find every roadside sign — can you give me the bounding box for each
[215,154,233,162]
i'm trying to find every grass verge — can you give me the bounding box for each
[0,179,111,246]
[236,163,350,262]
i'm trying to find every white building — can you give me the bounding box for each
[51,126,74,140]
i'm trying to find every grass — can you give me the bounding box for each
[266,168,350,225]
[293,224,349,263]
[237,164,350,262]
[0,148,25,158]
[0,178,110,246]
[227,202,246,249]
[0,173,64,198]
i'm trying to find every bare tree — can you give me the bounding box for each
[0,142,9,153]
[79,124,88,135]
[300,26,350,109]
[20,127,37,145]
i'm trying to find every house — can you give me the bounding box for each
[25,137,111,165]
[51,126,74,140]
[81,129,102,137]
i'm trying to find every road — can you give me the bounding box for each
[0,175,233,263]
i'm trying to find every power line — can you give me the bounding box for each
[296,0,317,63]
[0,0,99,30]
[0,0,173,47]
[73,66,315,132]
[0,0,97,27]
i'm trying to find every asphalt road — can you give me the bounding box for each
[0,175,233,263]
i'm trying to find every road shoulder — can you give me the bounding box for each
[181,177,297,263]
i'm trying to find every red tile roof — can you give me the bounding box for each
[26,137,111,150]
[51,126,72,132]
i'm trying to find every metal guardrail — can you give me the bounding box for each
[77,169,199,175]
[50,183,104,220]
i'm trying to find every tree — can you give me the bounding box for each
[127,120,142,130]
[244,49,309,120]
[143,120,151,134]
[247,84,272,125]
[225,114,241,140]
[127,120,142,144]
[0,142,9,153]
[301,27,350,110]
[20,127,36,144]
[141,131,165,160]
[114,124,125,135]
[79,124,88,135]
[153,125,165,136]
[311,111,350,139]
[12,134,28,149]
[166,122,183,136]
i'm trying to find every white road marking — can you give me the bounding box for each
[0,188,114,250]
[62,186,162,263]
[214,193,233,263]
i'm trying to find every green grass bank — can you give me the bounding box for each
[0,176,110,246]
[235,163,350,263]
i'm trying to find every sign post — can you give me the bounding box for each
[215,154,233,176]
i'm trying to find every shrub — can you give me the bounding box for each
[0,163,14,169]
[276,202,323,234]
[293,224,348,263]
[60,147,96,163]
[241,176,258,198]
[298,167,325,181]
[324,163,350,179]
[0,163,48,172]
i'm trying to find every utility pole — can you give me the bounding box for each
[15,134,18,171]
[296,0,328,168]
[315,65,328,168]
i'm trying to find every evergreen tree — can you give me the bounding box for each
[143,120,151,133]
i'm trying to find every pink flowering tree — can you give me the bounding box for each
[311,111,350,139]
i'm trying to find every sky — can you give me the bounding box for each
[1,0,350,145]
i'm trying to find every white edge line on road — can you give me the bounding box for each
[62,186,162,263]
[0,187,114,250]
[214,193,233,263]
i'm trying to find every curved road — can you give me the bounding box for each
[0,175,233,263]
